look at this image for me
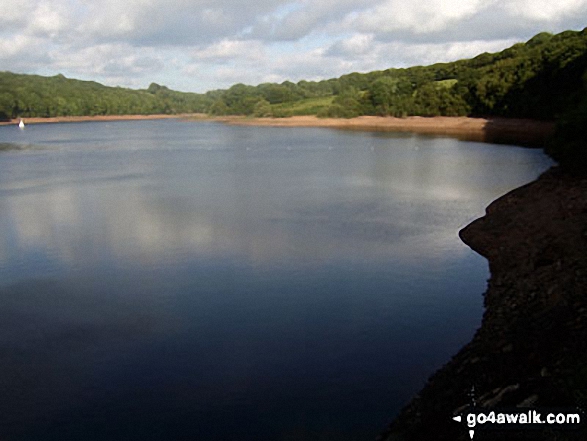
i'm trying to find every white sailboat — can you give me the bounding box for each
[18,119,25,129]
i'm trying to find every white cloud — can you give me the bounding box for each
[43,43,165,88]
[191,40,266,62]
[375,39,520,67]
[0,34,52,72]
[28,1,71,38]
[0,0,37,28]
[349,0,487,34]
[0,36,39,60]
[69,0,287,46]
[327,33,375,56]
[505,0,587,21]
[251,0,378,41]
[0,0,585,92]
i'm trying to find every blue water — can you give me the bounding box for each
[0,120,553,440]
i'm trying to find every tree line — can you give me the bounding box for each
[0,73,213,119]
[205,29,586,120]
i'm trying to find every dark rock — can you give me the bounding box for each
[379,167,587,441]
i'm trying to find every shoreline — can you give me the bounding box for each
[0,113,205,126]
[2,114,555,147]
[211,115,555,147]
[380,167,587,440]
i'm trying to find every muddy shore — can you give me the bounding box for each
[2,114,555,147]
[379,167,587,440]
[214,115,555,147]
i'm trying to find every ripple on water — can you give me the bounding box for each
[0,142,47,152]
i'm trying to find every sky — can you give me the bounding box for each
[1,0,586,93]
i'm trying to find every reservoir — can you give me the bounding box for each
[0,119,552,440]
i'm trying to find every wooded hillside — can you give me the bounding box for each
[0,73,213,119]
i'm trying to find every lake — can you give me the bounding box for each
[0,119,553,440]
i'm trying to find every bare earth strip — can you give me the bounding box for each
[210,115,555,146]
[2,114,555,147]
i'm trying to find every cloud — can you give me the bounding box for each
[191,40,266,63]
[505,0,587,21]
[342,0,587,42]
[43,43,165,88]
[322,36,518,79]
[326,33,375,57]
[28,1,72,38]
[347,0,487,35]
[68,0,286,46]
[0,0,585,92]
[251,0,379,41]
[0,35,52,72]
[373,39,520,68]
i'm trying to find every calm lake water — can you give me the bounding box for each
[0,120,552,440]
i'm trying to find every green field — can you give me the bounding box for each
[270,96,334,116]
[434,79,458,89]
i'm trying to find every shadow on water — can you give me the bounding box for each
[0,142,47,152]
[331,117,555,148]
[482,117,555,148]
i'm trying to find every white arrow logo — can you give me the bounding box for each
[452,415,474,439]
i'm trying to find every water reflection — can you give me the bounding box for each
[0,158,478,273]
[0,121,553,440]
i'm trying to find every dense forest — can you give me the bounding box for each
[1,27,586,171]
[0,74,213,118]
[204,28,587,120]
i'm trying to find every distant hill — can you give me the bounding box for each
[208,28,587,121]
[0,72,212,119]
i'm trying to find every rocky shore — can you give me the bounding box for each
[380,167,587,440]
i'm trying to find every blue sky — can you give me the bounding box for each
[1,0,586,93]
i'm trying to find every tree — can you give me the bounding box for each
[208,100,229,116]
[253,99,273,117]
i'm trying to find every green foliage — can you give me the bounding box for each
[412,83,471,116]
[434,79,458,89]
[271,108,294,118]
[253,99,273,117]
[318,88,365,118]
[366,76,413,116]
[270,96,334,116]
[208,100,230,116]
[221,83,262,115]
[317,104,352,118]
[0,72,212,118]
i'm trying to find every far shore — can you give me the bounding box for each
[210,115,555,146]
[2,114,555,147]
[0,113,205,126]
